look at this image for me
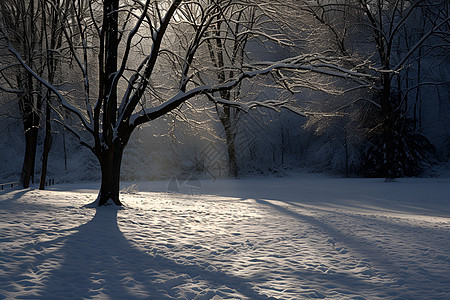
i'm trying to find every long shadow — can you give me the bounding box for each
[287,200,450,244]
[256,198,450,296]
[254,199,411,283]
[32,207,274,299]
[0,188,31,204]
[3,201,382,299]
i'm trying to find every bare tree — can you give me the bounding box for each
[0,0,72,189]
[179,2,274,178]
[0,0,46,188]
[37,0,69,190]
[201,2,256,178]
[191,0,353,177]
[301,0,449,178]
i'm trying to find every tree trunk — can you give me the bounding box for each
[96,142,125,206]
[20,125,39,188]
[380,74,396,180]
[39,101,52,190]
[219,105,239,178]
[224,123,238,178]
[20,93,40,188]
[91,0,122,207]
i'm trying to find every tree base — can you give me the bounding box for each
[84,197,125,209]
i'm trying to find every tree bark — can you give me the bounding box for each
[218,104,239,178]
[380,73,396,180]
[20,124,39,188]
[93,0,122,206]
[224,120,238,178]
[20,92,40,188]
[96,142,125,206]
[39,101,52,190]
[15,0,41,189]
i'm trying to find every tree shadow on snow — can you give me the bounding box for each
[253,198,449,294]
[33,207,273,299]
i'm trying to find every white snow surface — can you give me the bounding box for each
[1,175,449,299]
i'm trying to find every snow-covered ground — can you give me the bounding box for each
[1,175,449,299]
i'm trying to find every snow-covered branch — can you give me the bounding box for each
[130,53,370,127]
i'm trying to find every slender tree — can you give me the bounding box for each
[38,0,67,190]
[0,0,44,188]
[0,0,71,188]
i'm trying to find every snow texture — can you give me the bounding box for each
[1,175,449,299]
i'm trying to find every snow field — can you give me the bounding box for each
[0,176,449,299]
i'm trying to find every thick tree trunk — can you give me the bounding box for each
[96,143,124,206]
[91,0,122,207]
